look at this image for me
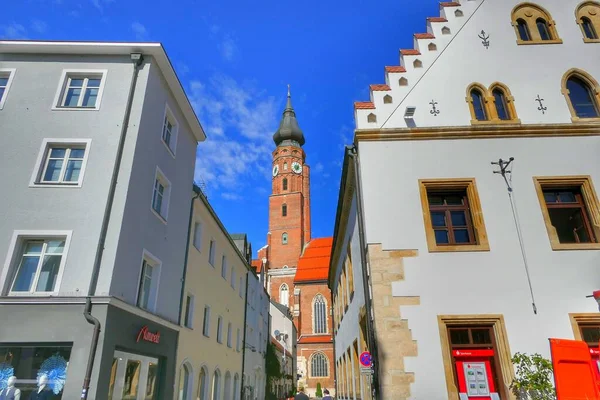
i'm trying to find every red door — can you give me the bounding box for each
[453,349,500,400]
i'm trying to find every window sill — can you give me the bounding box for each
[52,106,101,111]
[151,208,168,225]
[549,242,600,251]
[516,39,563,45]
[583,38,600,43]
[428,243,491,253]
[470,119,521,125]
[571,116,600,123]
[7,291,59,296]
[29,182,83,188]
[161,139,176,158]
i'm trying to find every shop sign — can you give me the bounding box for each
[136,325,160,344]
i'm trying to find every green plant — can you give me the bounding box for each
[265,342,282,392]
[316,382,323,397]
[510,352,556,400]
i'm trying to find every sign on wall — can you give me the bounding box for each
[136,326,160,344]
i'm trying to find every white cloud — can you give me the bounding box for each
[190,75,280,194]
[91,0,115,12]
[313,162,324,174]
[131,22,148,41]
[1,23,27,39]
[220,35,237,61]
[221,192,242,201]
[31,20,47,34]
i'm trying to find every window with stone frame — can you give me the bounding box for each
[511,3,562,44]
[419,179,489,252]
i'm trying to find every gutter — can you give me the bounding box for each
[82,53,144,400]
[349,145,381,399]
[240,271,250,400]
[177,190,201,325]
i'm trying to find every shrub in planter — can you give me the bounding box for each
[510,352,556,400]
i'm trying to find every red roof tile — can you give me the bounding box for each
[298,335,333,344]
[428,17,448,22]
[370,84,391,91]
[294,237,333,283]
[385,66,406,73]
[354,101,375,110]
[440,2,461,7]
[252,259,262,272]
[414,33,435,39]
[400,49,421,56]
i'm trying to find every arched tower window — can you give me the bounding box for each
[313,294,327,334]
[282,178,288,191]
[511,3,561,44]
[283,162,288,170]
[280,284,289,306]
[282,204,287,217]
[310,352,329,377]
[576,2,600,41]
[282,232,288,245]
[562,69,600,119]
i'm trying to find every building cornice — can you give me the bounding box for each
[355,123,600,142]
[268,268,297,277]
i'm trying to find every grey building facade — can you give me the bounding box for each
[0,41,205,399]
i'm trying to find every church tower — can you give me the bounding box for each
[268,87,311,270]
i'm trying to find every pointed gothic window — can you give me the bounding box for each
[282,232,288,245]
[310,352,329,377]
[280,284,289,307]
[563,70,600,119]
[470,88,488,121]
[282,204,287,217]
[282,178,288,191]
[511,4,561,44]
[313,294,327,334]
[577,2,600,41]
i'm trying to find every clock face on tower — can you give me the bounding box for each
[272,165,279,177]
[292,162,302,174]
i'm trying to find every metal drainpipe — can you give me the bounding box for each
[349,145,381,399]
[240,270,250,400]
[178,191,201,325]
[81,53,144,400]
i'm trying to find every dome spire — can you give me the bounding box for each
[273,85,305,147]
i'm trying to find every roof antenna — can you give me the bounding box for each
[492,157,538,315]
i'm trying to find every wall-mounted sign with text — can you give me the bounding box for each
[136,325,160,344]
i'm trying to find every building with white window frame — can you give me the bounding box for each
[0,40,205,399]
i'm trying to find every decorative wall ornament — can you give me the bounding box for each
[430,100,440,116]
[0,363,14,390]
[38,354,68,395]
[535,95,547,114]
[478,30,490,49]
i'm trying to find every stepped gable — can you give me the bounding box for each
[294,237,333,283]
[354,0,481,128]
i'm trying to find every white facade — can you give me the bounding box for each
[343,0,600,399]
[270,299,298,397]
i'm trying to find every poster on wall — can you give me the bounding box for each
[463,362,490,397]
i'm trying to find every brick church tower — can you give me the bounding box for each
[255,88,335,397]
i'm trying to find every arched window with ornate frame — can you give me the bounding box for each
[466,83,520,125]
[511,3,562,44]
[310,352,329,378]
[279,283,289,306]
[576,1,600,42]
[561,68,600,121]
[313,294,328,334]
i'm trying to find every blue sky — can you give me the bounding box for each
[3,0,440,256]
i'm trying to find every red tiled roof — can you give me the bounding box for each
[354,101,375,110]
[252,259,262,272]
[385,66,406,73]
[400,49,421,56]
[294,238,333,283]
[298,335,334,344]
[428,17,448,22]
[414,33,435,39]
[440,2,461,7]
[370,84,391,91]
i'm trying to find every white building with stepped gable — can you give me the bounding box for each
[331,0,600,399]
